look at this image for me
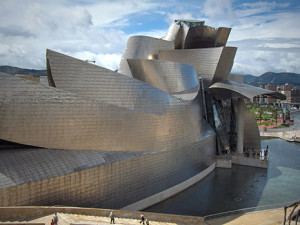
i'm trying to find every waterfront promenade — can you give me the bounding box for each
[0,205,298,225]
[260,110,300,143]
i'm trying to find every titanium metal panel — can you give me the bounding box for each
[184,26,231,49]
[209,80,287,100]
[127,59,199,100]
[158,47,236,89]
[47,49,182,114]
[163,22,181,43]
[0,72,202,152]
[118,36,174,77]
[244,108,261,150]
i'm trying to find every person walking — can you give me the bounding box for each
[145,217,150,225]
[109,211,115,224]
[140,214,145,224]
[53,212,58,225]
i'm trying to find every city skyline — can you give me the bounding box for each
[0,0,299,76]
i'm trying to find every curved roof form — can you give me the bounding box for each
[47,49,182,115]
[163,22,231,50]
[209,80,286,100]
[127,59,199,100]
[0,72,203,152]
[118,36,174,77]
[158,47,237,89]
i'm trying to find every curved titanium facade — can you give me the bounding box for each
[184,26,231,49]
[209,80,286,100]
[158,47,237,89]
[0,19,284,209]
[127,59,199,100]
[0,72,203,152]
[118,36,174,77]
[47,49,181,113]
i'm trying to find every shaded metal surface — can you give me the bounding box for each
[0,127,216,208]
[0,72,203,152]
[209,80,287,100]
[158,47,237,89]
[47,49,179,114]
[184,26,231,49]
[244,108,261,150]
[118,36,174,77]
[127,59,199,100]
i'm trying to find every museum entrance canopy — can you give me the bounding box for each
[209,80,287,100]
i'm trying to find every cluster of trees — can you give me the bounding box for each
[247,103,282,126]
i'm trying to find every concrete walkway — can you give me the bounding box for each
[1,207,299,225]
[204,207,298,225]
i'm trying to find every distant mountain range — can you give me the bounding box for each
[0,65,47,77]
[1,65,299,87]
[231,72,300,86]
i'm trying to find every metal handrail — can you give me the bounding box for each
[204,199,300,220]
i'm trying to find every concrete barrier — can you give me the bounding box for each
[232,155,268,168]
[122,163,215,211]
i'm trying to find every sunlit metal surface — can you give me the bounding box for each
[47,49,181,114]
[127,59,199,100]
[209,80,287,100]
[158,47,237,89]
[118,36,174,77]
[0,72,203,152]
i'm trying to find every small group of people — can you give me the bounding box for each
[51,212,58,225]
[140,214,150,225]
[243,145,269,160]
[109,212,150,224]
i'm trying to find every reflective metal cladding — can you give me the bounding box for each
[0,19,287,208]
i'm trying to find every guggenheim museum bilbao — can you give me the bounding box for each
[0,20,285,209]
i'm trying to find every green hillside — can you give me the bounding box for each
[0,65,46,77]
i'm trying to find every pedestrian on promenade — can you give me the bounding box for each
[51,219,54,225]
[140,214,145,224]
[145,217,150,225]
[53,212,58,225]
[109,210,115,224]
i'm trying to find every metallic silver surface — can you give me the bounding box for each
[209,80,286,100]
[118,36,174,77]
[184,26,231,49]
[158,47,237,89]
[0,72,203,152]
[47,49,179,113]
[127,59,199,100]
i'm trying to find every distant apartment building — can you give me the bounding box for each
[251,83,299,106]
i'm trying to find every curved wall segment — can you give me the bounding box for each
[158,47,237,89]
[0,72,203,152]
[47,49,183,115]
[184,26,231,49]
[118,36,174,77]
[127,59,199,100]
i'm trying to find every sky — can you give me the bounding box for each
[0,0,299,76]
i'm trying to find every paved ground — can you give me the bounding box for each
[5,207,296,225]
[26,213,178,225]
[204,207,298,225]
